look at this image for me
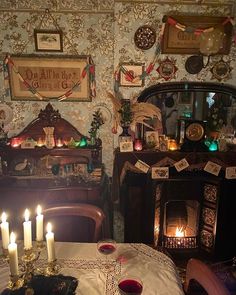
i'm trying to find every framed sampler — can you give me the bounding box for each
[162,15,233,54]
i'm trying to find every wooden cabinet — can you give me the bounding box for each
[0,104,112,238]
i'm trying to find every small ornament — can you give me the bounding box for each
[156,57,178,81]
[210,58,232,81]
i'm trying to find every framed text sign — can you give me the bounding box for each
[7,55,92,101]
[162,15,233,54]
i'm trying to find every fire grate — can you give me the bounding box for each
[163,236,197,249]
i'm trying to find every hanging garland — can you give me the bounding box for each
[4,54,96,101]
[114,15,235,92]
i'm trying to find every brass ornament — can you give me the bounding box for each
[210,58,232,81]
[134,25,156,50]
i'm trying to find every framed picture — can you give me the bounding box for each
[178,92,193,105]
[119,137,134,152]
[119,63,144,87]
[162,15,233,54]
[7,55,91,101]
[34,29,63,52]
[145,131,159,149]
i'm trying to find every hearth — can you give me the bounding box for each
[153,177,228,258]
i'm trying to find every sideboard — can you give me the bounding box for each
[0,104,112,238]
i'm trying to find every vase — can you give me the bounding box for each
[90,135,97,146]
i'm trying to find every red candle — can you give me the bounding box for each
[134,139,143,151]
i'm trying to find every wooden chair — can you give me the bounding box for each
[43,203,106,243]
[184,258,231,295]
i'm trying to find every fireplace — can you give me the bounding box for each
[162,200,200,249]
[153,177,228,258]
[115,151,236,260]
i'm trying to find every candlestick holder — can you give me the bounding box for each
[21,247,39,285]
[45,259,60,276]
[8,274,24,290]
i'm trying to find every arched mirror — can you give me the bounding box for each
[137,82,236,146]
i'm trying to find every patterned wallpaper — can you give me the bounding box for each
[0,0,235,175]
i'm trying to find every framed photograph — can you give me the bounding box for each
[7,55,91,101]
[159,135,168,151]
[145,131,159,149]
[119,63,145,87]
[162,15,233,54]
[34,29,63,52]
[178,92,193,105]
[119,137,134,152]
[152,167,169,179]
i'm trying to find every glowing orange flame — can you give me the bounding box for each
[175,227,184,237]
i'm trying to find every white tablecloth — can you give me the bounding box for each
[0,242,184,295]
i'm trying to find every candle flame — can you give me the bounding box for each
[175,227,184,237]
[24,209,30,222]
[36,205,42,215]
[46,222,52,233]
[1,212,7,223]
[10,232,16,244]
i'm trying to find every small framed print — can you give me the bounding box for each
[225,167,236,179]
[34,29,63,52]
[119,137,134,152]
[152,167,169,179]
[145,131,159,149]
[119,63,144,87]
[159,135,168,151]
[204,161,221,176]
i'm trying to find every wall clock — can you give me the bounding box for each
[178,119,207,152]
[134,25,156,50]
[156,57,178,81]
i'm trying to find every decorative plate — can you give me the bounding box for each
[134,25,156,50]
[0,103,13,125]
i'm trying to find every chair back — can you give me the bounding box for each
[184,258,231,295]
[43,203,105,242]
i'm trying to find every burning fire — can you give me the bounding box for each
[175,227,184,237]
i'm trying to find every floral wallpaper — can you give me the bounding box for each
[0,0,235,176]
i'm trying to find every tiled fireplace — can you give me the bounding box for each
[117,151,236,261]
[153,178,222,257]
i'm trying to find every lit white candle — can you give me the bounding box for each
[46,223,56,262]
[36,205,44,242]
[23,209,32,250]
[8,232,19,276]
[0,212,10,250]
